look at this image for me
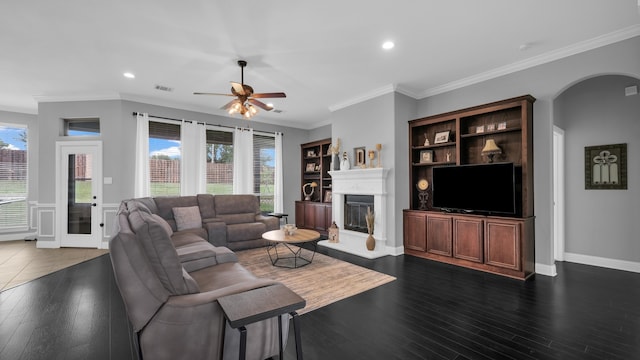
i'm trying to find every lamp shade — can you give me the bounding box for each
[482,139,502,154]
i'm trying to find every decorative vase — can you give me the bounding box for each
[366,234,375,251]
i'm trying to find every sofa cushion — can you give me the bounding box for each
[155,195,198,222]
[214,194,259,215]
[217,213,255,225]
[197,194,216,219]
[173,206,202,231]
[170,229,208,248]
[227,222,266,243]
[126,197,158,214]
[128,208,196,295]
[151,214,173,236]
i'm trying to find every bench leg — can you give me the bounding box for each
[239,326,247,360]
[291,311,303,360]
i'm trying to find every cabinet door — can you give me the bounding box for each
[485,220,521,270]
[453,217,484,263]
[426,214,452,256]
[304,203,316,229]
[314,204,327,231]
[404,212,427,252]
[295,202,305,228]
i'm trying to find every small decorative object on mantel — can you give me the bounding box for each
[340,151,351,170]
[368,150,375,168]
[365,207,375,251]
[328,221,339,243]
[481,139,502,163]
[354,147,366,168]
[585,143,627,190]
[376,143,382,167]
[416,179,429,210]
[328,138,341,171]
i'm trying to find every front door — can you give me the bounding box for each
[57,141,103,248]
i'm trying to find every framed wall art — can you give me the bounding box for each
[584,143,627,189]
[354,147,366,167]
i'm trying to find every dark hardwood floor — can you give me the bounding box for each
[1,246,639,360]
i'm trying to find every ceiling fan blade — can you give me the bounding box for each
[248,98,273,111]
[194,92,234,96]
[231,82,245,96]
[220,99,240,110]
[252,92,286,99]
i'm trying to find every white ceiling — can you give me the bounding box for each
[2,1,639,129]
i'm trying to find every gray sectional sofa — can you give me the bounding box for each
[109,194,288,360]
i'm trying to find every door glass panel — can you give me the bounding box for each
[67,153,92,234]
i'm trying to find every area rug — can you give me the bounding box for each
[236,246,396,314]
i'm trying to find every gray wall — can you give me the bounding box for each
[556,75,639,262]
[34,99,310,244]
[330,93,401,250]
[417,36,640,269]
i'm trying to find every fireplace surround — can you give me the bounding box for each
[319,168,389,259]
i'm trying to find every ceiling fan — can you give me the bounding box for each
[194,60,286,119]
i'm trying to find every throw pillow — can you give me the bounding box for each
[173,206,202,231]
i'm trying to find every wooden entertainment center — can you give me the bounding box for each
[403,95,535,280]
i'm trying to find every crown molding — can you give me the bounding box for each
[328,84,397,112]
[33,92,122,103]
[419,24,640,98]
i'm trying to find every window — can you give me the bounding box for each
[64,118,100,136]
[149,121,181,196]
[0,124,28,230]
[253,134,275,213]
[206,129,233,195]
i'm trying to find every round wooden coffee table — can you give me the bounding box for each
[262,229,321,268]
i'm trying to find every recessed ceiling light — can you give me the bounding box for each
[382,41,395,50]
[123,72,135,79]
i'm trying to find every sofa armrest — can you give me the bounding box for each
[165,278,281,307]
[205,221,227,247]
[256,214,279,231]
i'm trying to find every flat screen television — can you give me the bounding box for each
[431,162,518,216]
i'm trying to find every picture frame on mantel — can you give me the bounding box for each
[354,147,366,167]
[585,143,627,189]
[434,130,450,144]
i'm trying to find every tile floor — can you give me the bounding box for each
[0,240,109,291]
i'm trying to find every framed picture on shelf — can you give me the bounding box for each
[324,190,332,202]
[354,147,366,167]
[306,163,316,172]
[476,125,485,133]
[487,123,496,131]
[307,150,316,157]
[419,150,434,163]
[498,121,507,130]
[434,130,450,144]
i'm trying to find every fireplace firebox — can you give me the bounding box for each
[344,194,374,233]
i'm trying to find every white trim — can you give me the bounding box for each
[535,262,557,277]
[553,126,565,261]
[0,233,35,241]
[564,252,640,274]
[37,209,55,237]
[419,24,640,98]
[29,201,38,229]
[34,92,121,103]
[329,84,396,112]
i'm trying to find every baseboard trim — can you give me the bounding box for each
[535,262,557,277]
[0,232,36,241]
[564,252,640,274]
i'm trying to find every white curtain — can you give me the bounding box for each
[134,112,150,197]
[181,120,207,196]
[233,127,254,194]
[274,132,284,213]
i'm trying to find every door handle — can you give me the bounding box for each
[92,203,97,207]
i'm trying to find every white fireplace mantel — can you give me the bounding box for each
[319,168,390,259]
